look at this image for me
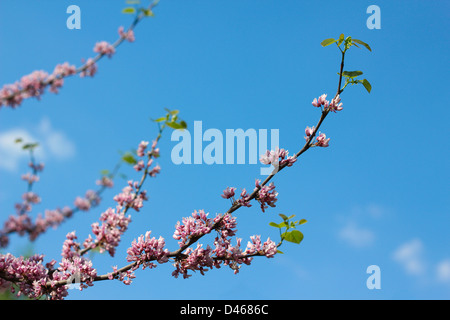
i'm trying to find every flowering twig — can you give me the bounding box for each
[0,0,159,110]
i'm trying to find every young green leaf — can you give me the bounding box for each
[279,213,289,221]
[342,70,363,78]
[269,222,281,228]
[152,117,167,123]
[352,39,372,52]
[22,143,39,150]
[122,7,136,14]
[362,79,372,93]
[337,34,345,46]
[14,138,23,144]
[282,230,304,244]
[321,38,337,47]
[166,121,185,130]
[121,153,137,165]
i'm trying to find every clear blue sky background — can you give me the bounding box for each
[0,0,449,300]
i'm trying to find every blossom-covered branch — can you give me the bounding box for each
[0,1,158,110]
[0,143,118,248]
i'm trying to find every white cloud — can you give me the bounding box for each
[0,117,76,172]
[392,239,426,276]
[37,117,75,159]
[436,259,450,283]
[338,221,375,248]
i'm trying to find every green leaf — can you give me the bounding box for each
[278,213,289,221]
[22,143,39,150]
[269,222,281,228]
[343,71,363,78]
[321,38,337,47]
[122,7,136,14]
[166,121,185,130]
[282,230,304,244]
[122,153,137,165]
[298,219,308,225]
[153,117,167,123]
[352,39,372,52]
[143,9,154,17]
[14,138,23,144]
[276,249,284,254]
[126,0,140,4]
[362,79,372,93]
[100,169,110,176]
[179,120,187,129]
[337,34,345,46]
[164,108,179,116]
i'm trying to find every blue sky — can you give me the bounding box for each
[0,0,449,300]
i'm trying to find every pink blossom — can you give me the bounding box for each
[0,83,23,108]
[255,181,278,212]
[260,147,296,168]
[221,187,236,199]
[79,58,98,78]
[245,235,278,258]
[0,253,54,299]
[237,189,252,207]
[137,141,149,157]
[118,26,135,42]
[29,161,45,172]
[113,181,148,211]
[134,160,145,172]
[93,41,116,58]
[326,94,343,112]
[126,231,169,269]
[173,210,214,247]
[19,70,49,99]
[172,243,214,279]
[74,197,91,211]
[96,176,114,188]
[312,93,329,108]
[21,173,39,183]
[22,192,41,204]
[315,132,330,147]
[304,126,315,140]
[3,214,32,236]
[148,165,161,177]
[87,208,131,256]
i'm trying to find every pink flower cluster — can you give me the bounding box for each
[93,41,116,58]
[0,253,53,299]
[260,147,297,168]
[79,58,98,78]
[305,126,330,147]
[135,140,161,177]
[118,26,135,42]
[312,93,343,112]
[113,181,148,212]
[126,231,169,270]
[255,180,278,212]
[108,266,135,285]
[0,64,76,109]
[31,207,73,241]
[96,176,114,188]
[83,208,131,256]
[48,63,77,94]
[49,231,97,299]
[173,210,215,247]
[221,187,236,199]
